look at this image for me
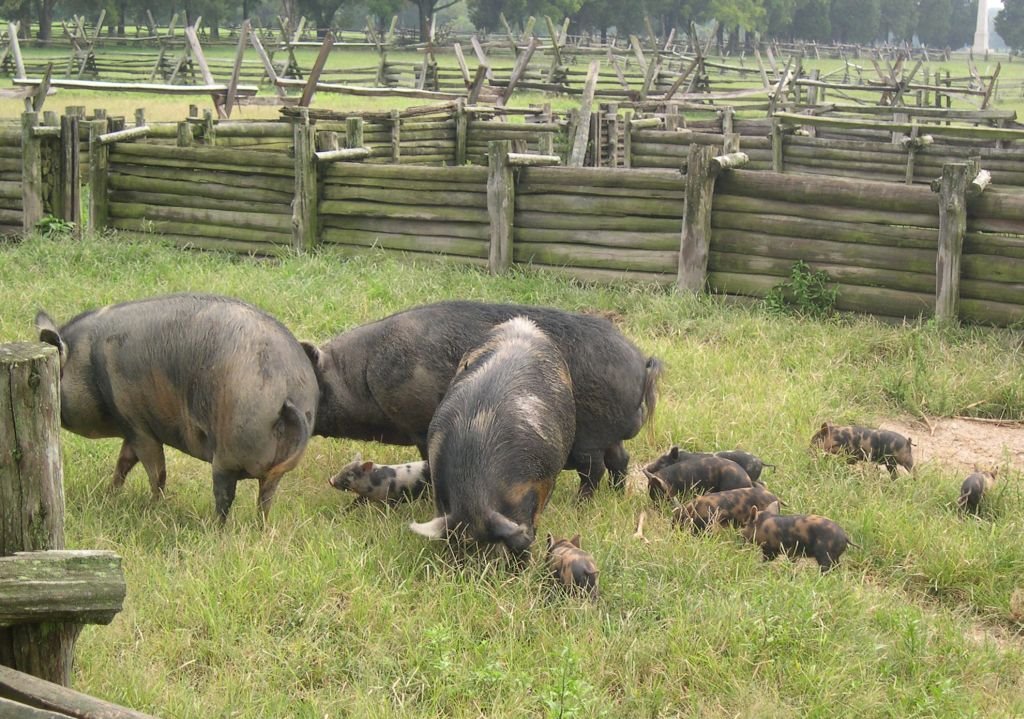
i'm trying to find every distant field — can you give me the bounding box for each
[1,232,1022,717]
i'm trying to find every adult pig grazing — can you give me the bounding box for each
[304,300,660,498]
[810,422,913,478]
[741,502,856,573]
[409,317,575,556]
[36,294,318,522]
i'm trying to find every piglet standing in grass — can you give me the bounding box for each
[546,534,599,601]
[741,501,856,574]
[957,470,996,513]
[810,422,913,478]
[410,317,575,557]
[328,456,430,504]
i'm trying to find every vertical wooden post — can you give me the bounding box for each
[771,117,784,173]
[345,117,363,149]
[606,103,619,168]
[292,109,318,252]
[87,118,108,235]
[487,140,514,274]
[454,99,467,166]
[0,342,76,686]
[568,60,600,167]
[21,112,42,234]
[623,110,633,169]
[677,144,718,292]
[934,162,969,322]
[202,110,216,146]
[134,108,145,127]
[58,115,80,232]
[176,121,193,147]
[389,109,401,164]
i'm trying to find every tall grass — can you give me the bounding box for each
[2,231,1023,718]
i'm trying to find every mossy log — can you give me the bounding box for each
[959,277,1024,305]
[708,250,936,293]
[717,170,937,213]
[961,254,1024,283]
[784,160,908,179]
[630,129,695,145]
[515,227,679,251]
[320,228,487,257]
[322,173,484,193]
[964,233,1024,259]
[959,297,1024,326]
[108,175,292,205]
[111,164,295,194]
[321,216,489,240]
[712,210,937,248]
[123,232,289,257]
[0,180,22,198]
[783,144,908,165]
[711,228,936,273]
[321,185,486,208]
[108,203,292,233]
[326,163,486,182]
[519,166,682,190]
[320,200,489,223]
[515,211,681,232]
[109,190,289,215]
[630,155,687,169]
[0,551,124,626]
[514,241,677,274]
[518,264,674,286]
[110,153,294,178]
[517,181,682,201]
[787,135,909,155]
[0,664,158,719]
[968,190,1024,221]
[516,193,683,218]
[323,244,489,268]
[109,218,292,246]
[712,194,939,229]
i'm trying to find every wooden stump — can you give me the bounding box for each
[0,342,78,686]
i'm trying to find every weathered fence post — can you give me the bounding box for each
[87,117,109,234]
[345,116,363,150]
[933,162,969,322]
[677,144,719,292]
[292,109,318,252]
[487,140,514,274]
[0,343,73,685]
[623,110,633,169]
[176,120,193,147]
[58,114,80,231]
[389,109,401,163]
[454,98,467,166]
[770,117,784,173]
[21,112,43,234]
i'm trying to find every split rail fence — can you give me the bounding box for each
[4,106,1022,327]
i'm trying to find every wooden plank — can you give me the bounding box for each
[569,60,600,167]
[299,31,334,108]
[224,20,250,118]
[0,551,124,626]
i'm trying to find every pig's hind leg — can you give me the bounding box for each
[126,435,167,499]
[570,449,608,500]
[212,466,244,523]
[112,439,139,489]
[604,442,630,491]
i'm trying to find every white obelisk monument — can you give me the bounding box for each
[973,0,989,53]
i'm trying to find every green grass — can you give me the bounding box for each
[2,231,1023,717]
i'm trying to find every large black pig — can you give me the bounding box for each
[36,294,318,522]
[303,301,661,498]
[409,317,575,556]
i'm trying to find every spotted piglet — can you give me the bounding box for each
[673,486,781,533]
[810,422,913,478]
[546,534,599,601]
[741,501,856,573]
[644,456,753,501]
[328,456,430,504]
[958,470,997,513]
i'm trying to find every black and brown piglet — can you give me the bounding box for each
[673,486,781,533]
[742,502,856,573]
[958,470,997,513]
[644,455,753,501]
[328,456,430,504]
[546,534,599,600]
[645,445,773,482]
[810,422,913,477]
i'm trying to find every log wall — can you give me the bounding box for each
[0,124,22,236]
[319,163,489,265]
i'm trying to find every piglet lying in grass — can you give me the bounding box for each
[741,501,857,573]
[810,422,913,478]
[673,486,781,533]
[645,445,773,482]
[546,534,599,601]
[328,456,430,504]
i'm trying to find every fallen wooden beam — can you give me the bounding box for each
[13,78,259,95]
[0,664,156,719]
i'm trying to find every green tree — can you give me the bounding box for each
[790,0,830,40]
[764,0,797,37]
[880,0,915,42]
[996,0,1024,51]
[917,0,952,46]
[830,0,879,42]
[947,0,975,48]
[408,0,460,40]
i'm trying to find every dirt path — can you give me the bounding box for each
[881,417,1024,473]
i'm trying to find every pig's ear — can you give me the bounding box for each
[353,452,362,463]
[569,534,581,548]
[764,500,780,515]
[669,445,679,460]
[644,469,670,496]
[360,461,374,472]
[300,341,322,369]
[35,311,67,366]
[820,422,830,432]
[747,506,760,524]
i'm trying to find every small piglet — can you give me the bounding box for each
[958,470,996,513]
[328,456,430,504]
[810,422,913,477]
[644,456,752,501]
[645,445,773,482]
[546,534,599,601]
[673,486,781,533]
[742,501,855,573]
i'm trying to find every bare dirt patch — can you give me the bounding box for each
[880,417,1024,473]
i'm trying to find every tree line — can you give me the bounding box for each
[0,0,989,52]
